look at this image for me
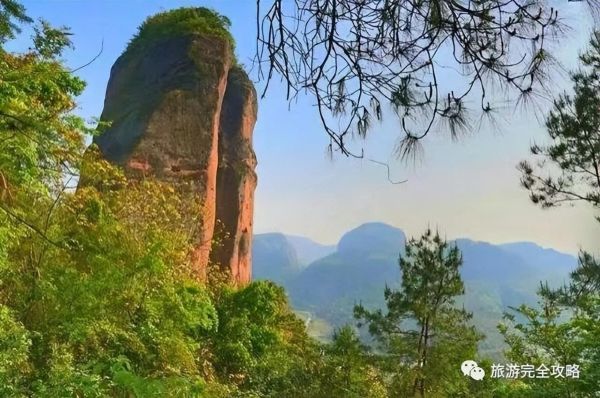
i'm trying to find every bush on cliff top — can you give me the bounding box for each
[126,7,235,54]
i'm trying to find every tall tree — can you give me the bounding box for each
[499,31,600,397]
[319,326,387,398]
[518,30,600,296]
[519,31,600,211]
[0,0,89,253]
[255,0,596,158]
[354,229,482,397]
[498,288,599,398]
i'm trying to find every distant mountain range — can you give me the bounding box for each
[252,222,577,359]
[285,235,336,267]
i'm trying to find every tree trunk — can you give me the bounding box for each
[412,323,426,397]
[420,316,431,398]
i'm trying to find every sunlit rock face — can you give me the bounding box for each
[211,67,258,285]
[92,9,257,285]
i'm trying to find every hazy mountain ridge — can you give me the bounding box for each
[284,235,336,266]
[252,233,300,284]
[252,223,577,358]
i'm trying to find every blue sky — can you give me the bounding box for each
[15,0,598,254]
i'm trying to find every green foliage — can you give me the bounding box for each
[2,147,331,396]
[210,281,294,378]
[126,7,235,56]
[355,229,484,397]
[0,305,31,397]
[519,30,600,210]
[209,280,320,397]
[0,47,86,183]
[0,5,392,396]
[33,20,73,58]
[0,0,31,42]
[1,157,221,395]
[504,31,600,397]
[499,281,600,396]
[7,3,596,397]
[563,251,600,300]
[318,326,387,398]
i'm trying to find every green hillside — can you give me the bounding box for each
[253,223,576,359]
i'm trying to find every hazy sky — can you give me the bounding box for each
[16,0,598,254]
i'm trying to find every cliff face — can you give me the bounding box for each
[211,67,258,283]
[92,8,257,284]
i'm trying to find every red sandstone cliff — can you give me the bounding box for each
[92,11,257,285]
[212,67,258,284]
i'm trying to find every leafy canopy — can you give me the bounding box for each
[355,229,485,397]
[519,31,600,210]
[126,7,235,55]
[256,0,578,158]
[501,32,600,397]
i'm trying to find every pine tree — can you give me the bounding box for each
[500,31,600,397]
[355,229,482,397]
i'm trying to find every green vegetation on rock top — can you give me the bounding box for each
[126,7,235,55]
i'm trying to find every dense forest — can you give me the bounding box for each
[0,1,599,397]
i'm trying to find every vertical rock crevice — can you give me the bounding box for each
[212,66,258,285]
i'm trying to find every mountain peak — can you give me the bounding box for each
[499,242,577,270]
[338,222,406,257]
